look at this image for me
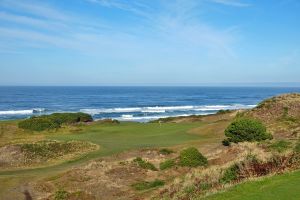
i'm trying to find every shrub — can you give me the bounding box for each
[18,117,60,131]
[160,159,175,170]
[220,164,239,184]
[133,157,157,171]
[179,147,208,167]
[18,112,93,131]
[224,118,272,144]
[132,179,165,190]
[159,148,174,155]
[54,190,69,200]
[49,112,92,124]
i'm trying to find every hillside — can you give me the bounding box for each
[244,93,300,139]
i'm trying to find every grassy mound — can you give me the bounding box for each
[0,140,97,169]
[255,93,300,122]
[20,140,96,161]
[18,112,93,131]
[242,93,300,139]
[179,147,208,167]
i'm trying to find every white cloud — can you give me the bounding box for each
[0,0,239,59]
[210,0,251,7]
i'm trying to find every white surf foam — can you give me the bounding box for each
[80,104,256,116]
[0,108,46,115]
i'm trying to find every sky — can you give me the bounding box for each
[0,0,300,86]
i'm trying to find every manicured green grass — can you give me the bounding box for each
[48,122,201,160]
[0,122,201,176]
[203,170,300,200]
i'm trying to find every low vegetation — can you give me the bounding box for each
[220,164,239,184]
[160,159,175,170]
[133,157,158,171]
[54,189,69,200]
[20,140,95,161]
[159,148,174,155]
[217,109,232,115]
[179,147,208,167]
[223,118,272,145]
[132,179,165,190]
[268,140,291,153]
[18,112,93,131]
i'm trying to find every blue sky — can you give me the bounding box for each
[0,0,299,86]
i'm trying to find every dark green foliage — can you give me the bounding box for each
[222,139,231,146]
[217,109,231,115]
[54,190,69,200]
[133,157,157,171]
[18,112,93,131]
[269,140,291,153]
[18,117,60,131]
[132,179,165,190]
[179,147,208,167]
[220,164,239,184]
[159,148,174,155]
[159,159,175,170]
[224,118,272,144]
[49,112,92,124]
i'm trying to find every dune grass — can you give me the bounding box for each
[203,170,300,200]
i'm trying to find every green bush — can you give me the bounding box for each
[18,117,60,131]
[224,118,272,144]
[132,179,165,190]
[133,157,157,171]
[160,159,175,170]
[18,112,93,131]
[220,164,239,184]
[179,147,208,167]
[159,148,174,155]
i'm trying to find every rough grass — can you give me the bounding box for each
[268,140,291,153]
[159,148,174,155]
[20,140,97,161]
[0,140,97,170]
[133,157,157,171]
[132,179,165,190]
[160,159,176,170]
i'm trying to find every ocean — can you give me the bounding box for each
[0,86,299,122]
